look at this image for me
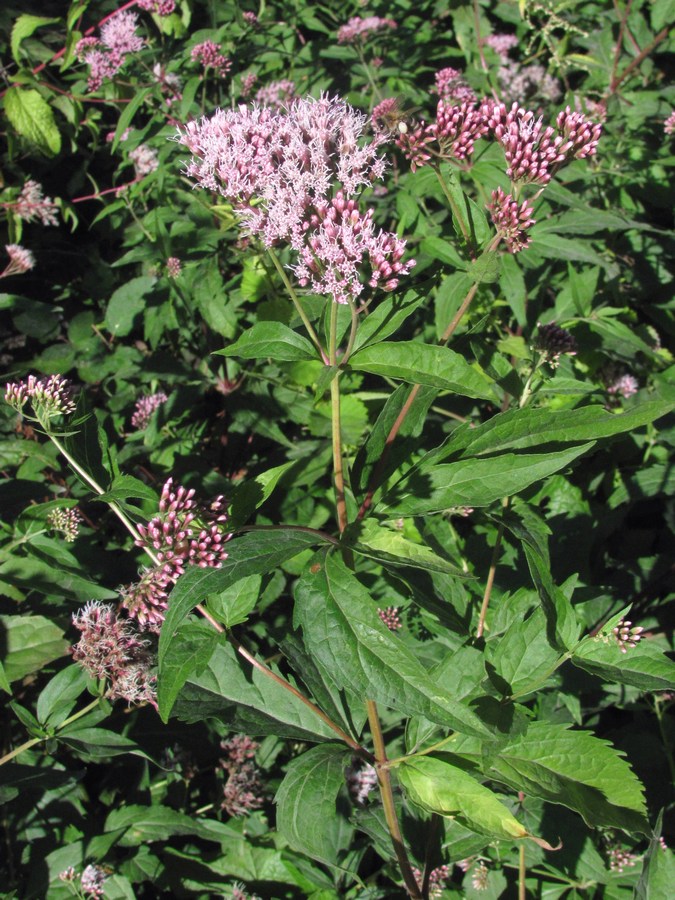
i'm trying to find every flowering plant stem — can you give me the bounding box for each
[0,697,102,766]
[432,165,471,247]
[366,700,422,899]
[267,248,328,363]
[329,301,348,533]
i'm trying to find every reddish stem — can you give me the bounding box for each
[71,178,143,203]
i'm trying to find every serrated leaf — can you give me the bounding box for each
[158,529,327,671]
[487,721,649,833]
[379,443,594,516]
[207,575,262,628]
[352,288,426,351]
[11,15,59,65]
[294,553,490,737]
[350,341,494,400]
[487,608,564,697]
[276,744,352,866]
[398,756,528,840]
[4,87,62,156]
[168,640,339,741]
[342,519,470,576]
[0,615,67,682]
[156,620,220,720]
[571,638,675,692]
[228,462,296,528]
[220,322,317,362]
[105,276,155,337]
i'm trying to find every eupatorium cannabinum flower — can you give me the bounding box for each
[121,478,230,630]
[72,601,157,707]
[413,865,451,899]
[76,11,144,91]
[129,144,159,177]
[220,735,265,817]
[255,78,296,109]
[13,180,59,226]
[2,244,35,276]
[612,618,644,653]
[345,759,378,805]
[603,366,639,399]
[191,41,231,76]
[47,507,82,542]
[434,67,476,103]
[137,0,176,14]
[166,257,182,278]
[177,95,415,303]
[665,111,675,135]
[378,606,403,630]
[131,391,169,429]
[4,373,76,418]
[534,322,577,365]
[337,16,397,44]
[485,33,519,59]
[396,99,488,168]
[487,187,535,253]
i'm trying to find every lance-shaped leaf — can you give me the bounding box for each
[571,638,675,692]
[349,341,495,401]
[342,519,471,576]
[486,721,649,833]
[294,553,490,737]
[378,443,594,516]
[352,288,426,351]
[276,744,353,866]
[219,321,317,361]
[398,756,528,841]
[158,529,327,669]
[168,640,339,742]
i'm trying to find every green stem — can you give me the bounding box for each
[475,501,508,639]
[385,732,457,767]
[329,302,348,534]
[519,844,527,900]
[367,700,422,899]
[0,697,102,766]
[354,44,382,103]
[267,248,328,363]
[339,296,360,366]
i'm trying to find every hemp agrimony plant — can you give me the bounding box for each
[1,1,674,897]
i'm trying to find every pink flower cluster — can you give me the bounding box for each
[337,16,397,44]
[487,187,536,253]
[13,179,59,226]
[604,366,639,399]
[240,72,258,97]
[413,865,450,899]
[396,98,488,169]
[177,95,415,303]
[2,244,35,277]
[612,618,644,652]
[131,390,169,429]
[166,256,182,278]
[345,759,378,805]
[220,735,266,817]
[4,373,76,418]
[434,67,476,103]
[255,79,296,109]
[378,606,402,630]
[76,11,144,91]
[191,40,231,76]
[60,864,110,897]
[71,601,157,707]
[665,111,675,135]
[137,0,176,14]
[485,101,601,184]
[129,143,159,177]
[485,33,519,59]
[121,478,230,630]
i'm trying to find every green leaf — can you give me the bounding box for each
[352,288,426,351]
[220,322,317,362]
[342,519,470,577]
[468,251,500,284]
[379,443,594,516]
[276,744,352,866]
[487,608,564,697]
[207,575,262,628]
[0,615,67,682]
[105,276,155,337]
[168,640,339,741]
[11,15,59,64]
[499,254,527,326]
[36,665,87,728]
[158,529,327,671]
[0,764,79,805]
[111,88,152,153]
[349,341,494,400]
[571,638,675,692]
[59,727,150,761]
[228,462,296,528]
[105,805,230,846]
[3,86,62,156]
[156,621,220,720]
[294,553,490,737]
[487,721,649,833]
[398,756,528,840]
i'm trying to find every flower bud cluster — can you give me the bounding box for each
[131,390,169,429]
[129,143,159,177]
[2,244,35,277]
[612,618,644,653]
[396,98,488,167]
[412,865,451,899]
[191,41,231,76]
[47,507,82,542]
[378,606,403,630]
[137,0,176,14]
[434,67,476,103]
[345,759,378,805]
[219,735,266,817]
[60,864,110,898]
[603,365,639,399]
[534,322,577,364]
[487,187,535,253]
[4,374,77,418]
[608,847,638,872]
[337,16,397,45]
[71,601,157,707]
[665,111,675,135]
[122,479,230,630]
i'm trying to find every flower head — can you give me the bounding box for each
[13,180,59,226]
[337,16,397,44]
[378,606,403,630]
[166,257,181,278]
[240,72,258,97]
[2,244,35,277]
[345,759,378,805]
[665,111,675,135]
[498,61,562,106]
[4,374,76,418]
[608,847,639,873]
[72,601,157,707]
[47,507,82,542]
[612,618,644,653]
[534,322,577,365]
[77,11,143,91]
[603,366,639,399]
[487,187,535,253]
[191,40,231,76]
[413,865,450,899]
[220,735,265,817]
[100,11,145,58]
[129,143,159,177]
[80,864,109,898]
[254,78,296,109]
[137,0,176,14]
[485,33,519,59]
[434,67,476,103]
[131,390,169,429]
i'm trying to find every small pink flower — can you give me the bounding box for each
[80,864,109,898]
[346,759,378,805]
[2,244,35,276]
[100,11,145,57]
[612,619,644,653]
[606,371,639,399]
[254,79,296,109]
[137,0,176,14]
[166,257,181,278]
[534,322,577,365]
[434,67,476,103]
[487,187,535,253]
[4,373,76,417]
[242,11,259,26]
[129,143,159,177]
[13,180,59,226]
[413,865,451,899]
[240,72,258,97]
[78,11,144,91]
[131,390,169,429]
[47,507,82,542]
[191,40,231,76]
[378,606,403,630]
[485,33,519,59]
[220,735,265,817]
[608,847,638,872]
[337,16,397,44]
[664,110,675,135]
